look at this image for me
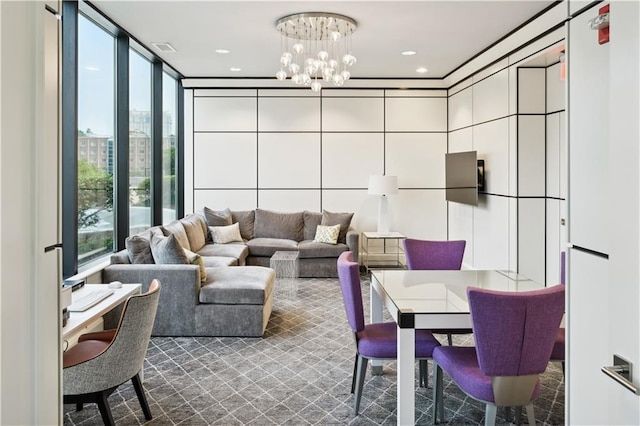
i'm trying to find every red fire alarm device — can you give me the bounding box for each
[597,4,610,45]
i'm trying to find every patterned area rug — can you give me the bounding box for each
[64,276,565,425]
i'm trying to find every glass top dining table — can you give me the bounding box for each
[368,269,546,425]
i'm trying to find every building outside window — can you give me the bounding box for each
[77,14,115,266]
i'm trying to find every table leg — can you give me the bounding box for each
[397,326,415,425]
[370,276,384,375]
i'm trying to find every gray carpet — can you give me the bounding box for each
[63,276,565,425]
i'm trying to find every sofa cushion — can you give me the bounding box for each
[321,209,354,244]
[231,210,255,240]
[184,248,207,282]
[254,209,304,241]
[204,207,232,226]
[200,256,239,267]
[209,223,243,244]
[246,238,299,257]
[150,233,189,264]
[313,224,340,244]
[124,226,163,264]
[303,211,323,241]
[162,220,191,251]
[298,240,349,259]
[180,214,208,252]
[199,266,275,305]
[197,242,249,263]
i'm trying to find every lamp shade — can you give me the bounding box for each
[368,175,398,195]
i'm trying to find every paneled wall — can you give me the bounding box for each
[185,88,449,239]
[447,51,566,283]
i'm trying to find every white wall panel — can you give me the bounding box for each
[195,89,256,97]
[393,190,447,240]
[518,198,545,284]
[257,89,318,97]
[322,189,373,232]
[194,97,257,131]
[473,118,510,195]
[385,97,447,131]
[258,190,320,212]
[386,133,447,188]
[518,68,546,113]
[546,63,565,112]
[547,199,561,285]
[322,133,383,188]
[194,190,257,211]
[448,88,473,131]
[449,77,473,96]
[194,133,257,188]
[448,127,473,153]
[472,69,509,124]
[559,111,567,199]
[509,197,518,272]
[508,116,518,197]
[322,90,383,97]
[258,133,320,188]
[258,97,320,131]
[386,89,446,97]
[518,115,546,196]
[509,66,518,115]
[546,113,561,198]
[448,201,474,268]
[473,195,510,269]
[472,58,509,83]
[322,97,384,131]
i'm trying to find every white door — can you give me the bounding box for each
[568,2,640,424]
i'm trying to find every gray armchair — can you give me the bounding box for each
[63,280,161,425]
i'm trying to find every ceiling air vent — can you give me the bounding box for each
[151,42,176,52]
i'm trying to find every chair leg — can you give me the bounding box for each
[561,361,565,376]
[447,333,453,346]
[432,362,444,424]
[96,391,115,426]
[353,355,368,415]
[351,353,358,393]
[525,403,536,425]
[484,403,497,426]
[131,372,152,420]
[419,360,428,387]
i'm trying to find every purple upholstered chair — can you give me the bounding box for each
[337,251,441,415]
[432,284,565,425]
[550,251,566,372]
[403,238,471,351]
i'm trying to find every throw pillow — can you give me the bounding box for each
[231,210,255,240]
[204,207,232,226]
[313,224,340,245]
[321,209,354,244]
[210,222,243,244]
[125,235,155,264]
[149,233,189,264]
[184,248,207,283]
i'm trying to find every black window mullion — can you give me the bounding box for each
[151,60,163,225]
[61,0,79,278]
[176,80,184,219]
[115,34,129,249]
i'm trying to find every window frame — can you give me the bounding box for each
[61,0,184,277]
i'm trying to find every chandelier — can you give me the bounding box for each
[275,12,357,92]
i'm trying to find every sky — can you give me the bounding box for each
[78,15,176,136]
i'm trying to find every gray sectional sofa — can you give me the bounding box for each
[102,208,358,337]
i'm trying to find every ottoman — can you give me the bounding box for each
[195,266,275,337]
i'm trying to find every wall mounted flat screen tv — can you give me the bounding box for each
[445,151,484,206]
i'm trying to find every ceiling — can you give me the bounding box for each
[90,1,558,80]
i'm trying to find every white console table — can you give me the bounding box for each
[62,284,141,348]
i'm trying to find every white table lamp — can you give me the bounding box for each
[368,175,398,233]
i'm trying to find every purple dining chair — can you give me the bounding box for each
[402,238,471,357]
[337,251,441,415]
[550,251,566,373]
[432,284,565,425]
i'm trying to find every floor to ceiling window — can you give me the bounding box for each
[63,0,183,276]
[129,49,152,234]
[162,72,178,224]
[76,14,116,265]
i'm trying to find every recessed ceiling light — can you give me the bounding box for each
[401,50,417,56]
[416,67,428,73]
[215,49,230,54]
[151,42,176,52]
[230,67,242,72]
